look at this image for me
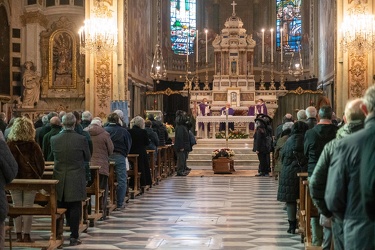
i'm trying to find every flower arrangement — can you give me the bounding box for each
[165,122,175,134]
[212,148,235,159]
[215,130,249,139]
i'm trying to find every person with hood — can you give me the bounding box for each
[310,98,365,250]
[304,105,338,246]
[85,118,114,220]
[277,121,309,235]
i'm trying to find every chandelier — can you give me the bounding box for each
[78,0,118,54]
[150,0,167,83]
[340,2,375,54]
[288,42,304,81]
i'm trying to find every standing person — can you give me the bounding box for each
[145,120,159,164]
[277,121,309,234]
[0,139,18,249]
[297,109,307,121]
[326,86,375,250]
[0,112,6,134]
[253,118,271,176]
[304,105,338,246]
[197,98,210,137]
[104,112,132,210]
[85,119,114,220]
[174,110,192,176]
[7,117,45,243]
[310,99,365,250]
[305,106,318,129]
[273,121,294,180]
[128,116,152,187]
[51,113,91,246]
[219,102,235,131]
[42,116,61,161]
[81,111,92,129]
[254,99,268,116]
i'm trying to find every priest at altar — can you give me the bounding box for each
[219,103,235,131]
[248,99,268,130]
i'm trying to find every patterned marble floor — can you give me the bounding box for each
[12,176,304,250]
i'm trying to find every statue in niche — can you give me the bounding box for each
[53,32,73,87]
[22,61,40,107]
[231,59,237,75]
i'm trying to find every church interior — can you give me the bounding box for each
[1,0,374,249]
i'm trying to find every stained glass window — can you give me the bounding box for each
[276,0,302,53]
[170,0,196,55]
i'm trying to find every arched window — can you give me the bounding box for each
[276,0,302,52]
[170,0,196,55]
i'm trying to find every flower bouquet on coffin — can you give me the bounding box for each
[212,148,235,174]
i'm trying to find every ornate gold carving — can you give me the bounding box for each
[240,93,254,101]
[348,53,367,98]
[95,57,112,109]
[146,88,181,96]
[288,86,323,95]
[20,11,48,28]
[213,93,227,101]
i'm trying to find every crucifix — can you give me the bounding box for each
[231,1,237,16]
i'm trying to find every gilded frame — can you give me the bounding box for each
[48,29,77,89]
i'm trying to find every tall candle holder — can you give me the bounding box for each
[279,62,286,90]
[203,61,210,90]
[193,61,200,90]
[270,62,276,90]
[259,62,266,90]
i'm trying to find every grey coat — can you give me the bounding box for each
[0,140,18,222]
[51,130,91,202]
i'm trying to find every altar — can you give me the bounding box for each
[196,115,255,139]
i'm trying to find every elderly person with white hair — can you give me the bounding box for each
[81,111,92,129]
[86,118,114,220]
[297,109,307,121]
[128,116,152,187]
[305,106,318,129]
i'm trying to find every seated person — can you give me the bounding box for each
[219,103,235,131]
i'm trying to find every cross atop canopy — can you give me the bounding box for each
[231,1,237,16]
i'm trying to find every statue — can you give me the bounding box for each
[22,61,40,107]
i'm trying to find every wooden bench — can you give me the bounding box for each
[146,150,157,185]
[6,179,66,250]
[107,161,118,213]
[167,144,176,175]
[86,165,104,226]
[297,172,308,243]
[127,154,141,198]
[157,146,169,178]
[303,179,321,250]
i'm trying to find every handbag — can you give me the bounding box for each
[15,144,42,179]
[293,150,308,172]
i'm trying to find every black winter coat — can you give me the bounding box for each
[277,133,306,202]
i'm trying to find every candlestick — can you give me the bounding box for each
[205,29,208,63]
[186,38,189,63]
[261,29,265,63]
[196,31,199,62]
[270,28,274,63]
[280,28,283,63]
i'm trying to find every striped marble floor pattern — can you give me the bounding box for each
[13,176,304,250]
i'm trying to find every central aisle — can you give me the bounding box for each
[67,176,304,250]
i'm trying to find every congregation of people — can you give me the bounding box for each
[271,85,375,249]
[0,107,188,248]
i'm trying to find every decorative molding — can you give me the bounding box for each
[20,11,48,28]
[146,87,181,96]
[348,53,367,98]
[95,56,112,109]
[288,86,323,95]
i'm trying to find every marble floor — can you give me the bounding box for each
[12,176,304,250]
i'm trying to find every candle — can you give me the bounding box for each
[261,29,265,63]
[186,37,189,63]
[196,31,199,62]
[205,29,208,63]
[280,28,283,63]
[270,28,274,63]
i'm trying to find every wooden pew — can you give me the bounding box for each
[107,161,118,214]
[127,154,141,198]
[157,146,168,178]
[297,172,308,243]
[5,179,66,250]
[147,150,156,185]
[167,144,175,176]
[303,179,322,250]
[86,165,104,226]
